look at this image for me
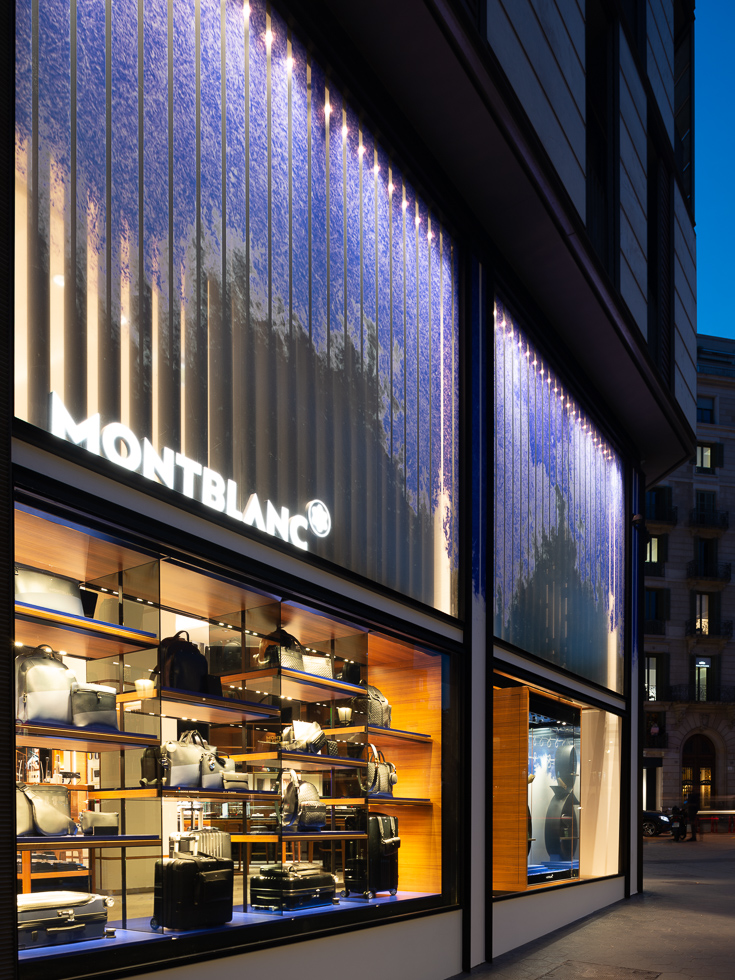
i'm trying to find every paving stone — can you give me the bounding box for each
[536,963,660,980]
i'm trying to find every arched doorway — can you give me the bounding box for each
[682,733,716,807]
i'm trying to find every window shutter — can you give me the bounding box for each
[658,535,669,562]
[714,443,725,468]
[663,486,673,508]
[712,592,722,621]
[660,589,671,621]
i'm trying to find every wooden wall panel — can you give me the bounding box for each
[492,686,529,892]
[368,636,442,894]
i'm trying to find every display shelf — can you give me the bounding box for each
[17,836,162,850]
[366,726,432,743]
[15,604,157,659]
[367,797,433,807]
[87,789,159,800]
[16,722,159,753]
[234,751,368,772]
[17,870,89,880]
[117,688,279,724]
[322,725,432,744]
[222,667,364,703]
[162,788,280,802]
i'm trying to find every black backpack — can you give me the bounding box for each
[158,631,222,696]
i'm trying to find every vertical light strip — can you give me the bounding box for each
[15,143,29,420]
[152,276,159,445]
[120,232,130,426]
[287,31,292,336]
[266,7,271,330]
[49,157,66,398]
[180,268,186,450]
[86,205,99,416]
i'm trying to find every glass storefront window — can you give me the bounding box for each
[494,300,625,692]
[492,674,621,895]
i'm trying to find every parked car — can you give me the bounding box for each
[643,810,671,836]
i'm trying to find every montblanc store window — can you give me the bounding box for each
[12,1,460,976]
[492,301,625,897]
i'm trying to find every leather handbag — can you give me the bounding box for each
[301,653,334,679]
[200,750,236,790]
[157,631,222,695]
[351,684,392,728]
[15,566,85,617]
[279,720,327,753]
[279,769,326,831]
[257,630,304,671]
[71,683,118,729]
[80,811,119,836]
[18,783,76,836]
[16,783,34,836]
[15,645,74,725]
[161,731,216,788]
[361,743,398,796]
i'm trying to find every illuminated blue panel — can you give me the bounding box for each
[248,0,268,328]
[17,0,461,612]
[310,60,327,353]
[328,88,344,356]
[290,34,309,335]
[494,300,625,691]
[270,12,289,336]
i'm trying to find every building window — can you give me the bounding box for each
[645,656,659,700]
[695,443,723,474]
[697,396,715,424]
[644,588,670,634]
[644,534,668,575]
[694,657,711,701]
[694,593,710,634]
[645,486,676,524]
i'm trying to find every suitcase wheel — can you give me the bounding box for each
[390,889,397,896]
[150,917,160,931]
[341,889,350,898]
[364,891,374,900]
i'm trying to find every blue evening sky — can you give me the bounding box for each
[695,2,735,339]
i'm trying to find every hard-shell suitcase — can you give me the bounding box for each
[152,853,233,930]
[169,829,232,860]
[343,813,399,898]
[249,865,336,912]
[17,890,113,948]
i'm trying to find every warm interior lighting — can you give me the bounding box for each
[373,163,380,174]
[342,124,348,138]
[324,102,331,116]
[265,28,272,47]
[286,55,293,71]
[52,274,65,287]
[243,2,250,19]
[358,144,365,156]
[388,182,394,194]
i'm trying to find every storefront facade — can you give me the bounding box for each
[5,1,696,978]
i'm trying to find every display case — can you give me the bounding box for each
[492,674,621,896]
[14,503,446,963]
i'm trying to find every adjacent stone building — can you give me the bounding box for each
[644,334,735,813]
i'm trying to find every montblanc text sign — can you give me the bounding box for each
[49,392,330,551]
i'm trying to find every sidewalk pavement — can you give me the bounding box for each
[461,832,735,980]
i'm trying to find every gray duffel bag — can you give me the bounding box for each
[71,682,118,729]
[80,810,119,836]
[17,783,76,836]
[16,645,74,725]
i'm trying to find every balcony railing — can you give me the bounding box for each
[657,684,735,704]
[684,619,733,639]
[645,503,678,525]
[686,560,732,582]
[644,619,666,636]
[688,508,729,530]
[644,561,666,577]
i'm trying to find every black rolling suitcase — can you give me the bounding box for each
[249,865,336,912]
[152,853,233,930]
[343,813,399,898]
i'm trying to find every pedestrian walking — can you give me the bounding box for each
[683,790,700,841]
[670,804,686,841]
